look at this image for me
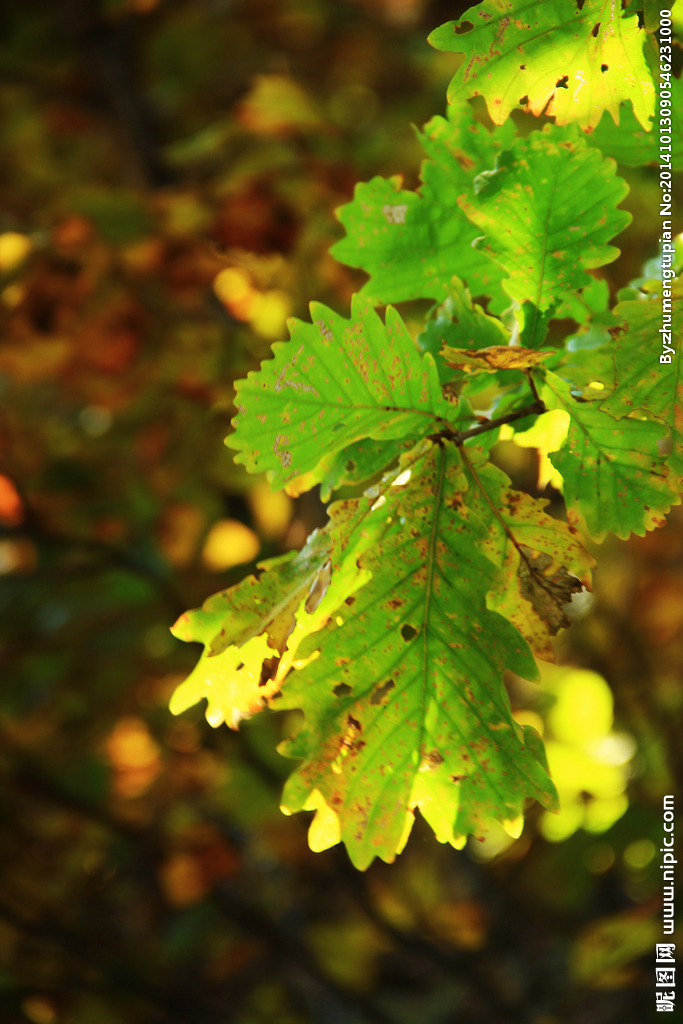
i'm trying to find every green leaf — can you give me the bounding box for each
[540,369,679,540]
[331,103,514,308]
[429,0,655,131]
[606,280,683,487]
[458,126,631,311]
[460,453,594,660]
[229,295,461,488]
[284,436,411,502]
[278,443,557,869]
[555,276,611,326]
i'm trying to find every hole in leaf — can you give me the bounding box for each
[345,460,356,472]
[345,595,355,607]
[519,94,529,106]
[591,21,600,37]
[601,64,608,73]
[454,20,474,34]
[332,422,345,433]
[370,679,395,705]
[556,76,568,89]
[400,623,418,642]
[259,657,279,686]
[333,682,352,698]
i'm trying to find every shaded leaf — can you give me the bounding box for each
[540,370,679,540]
[605,280,683,487]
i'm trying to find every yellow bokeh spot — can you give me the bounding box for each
[584,794,628,833]
[540,800,585,842]
[623,838,656,870]
[21,997,56,1024]
[2,283,24,307]
[105,716,162,799]
[548,670,613,744]
[249,289,292,338]
[214,267,252,305]
[545,742,624,798]
[539,666,634,842]
[248,480,293,539]
[201,519,260,571]
[0,232,32,273]
[160,852,207,907]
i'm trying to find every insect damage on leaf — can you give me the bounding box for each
[428,0,654,131]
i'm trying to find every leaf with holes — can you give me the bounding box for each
[277,443,557,869]
[229,295,461,488]
[458,125,631,311]
[429,0,654,131]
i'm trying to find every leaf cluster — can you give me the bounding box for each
[171,1,682,868]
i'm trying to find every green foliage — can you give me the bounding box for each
[457,126,631,310]
[171,0,682,869]
[428,0,655,131]
[229,296,456,487]
[331,103,515,308]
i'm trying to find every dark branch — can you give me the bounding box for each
[429,398,545,447]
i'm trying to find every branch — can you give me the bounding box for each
[430,398,545,446]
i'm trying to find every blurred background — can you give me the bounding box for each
[0,1,681,1022]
